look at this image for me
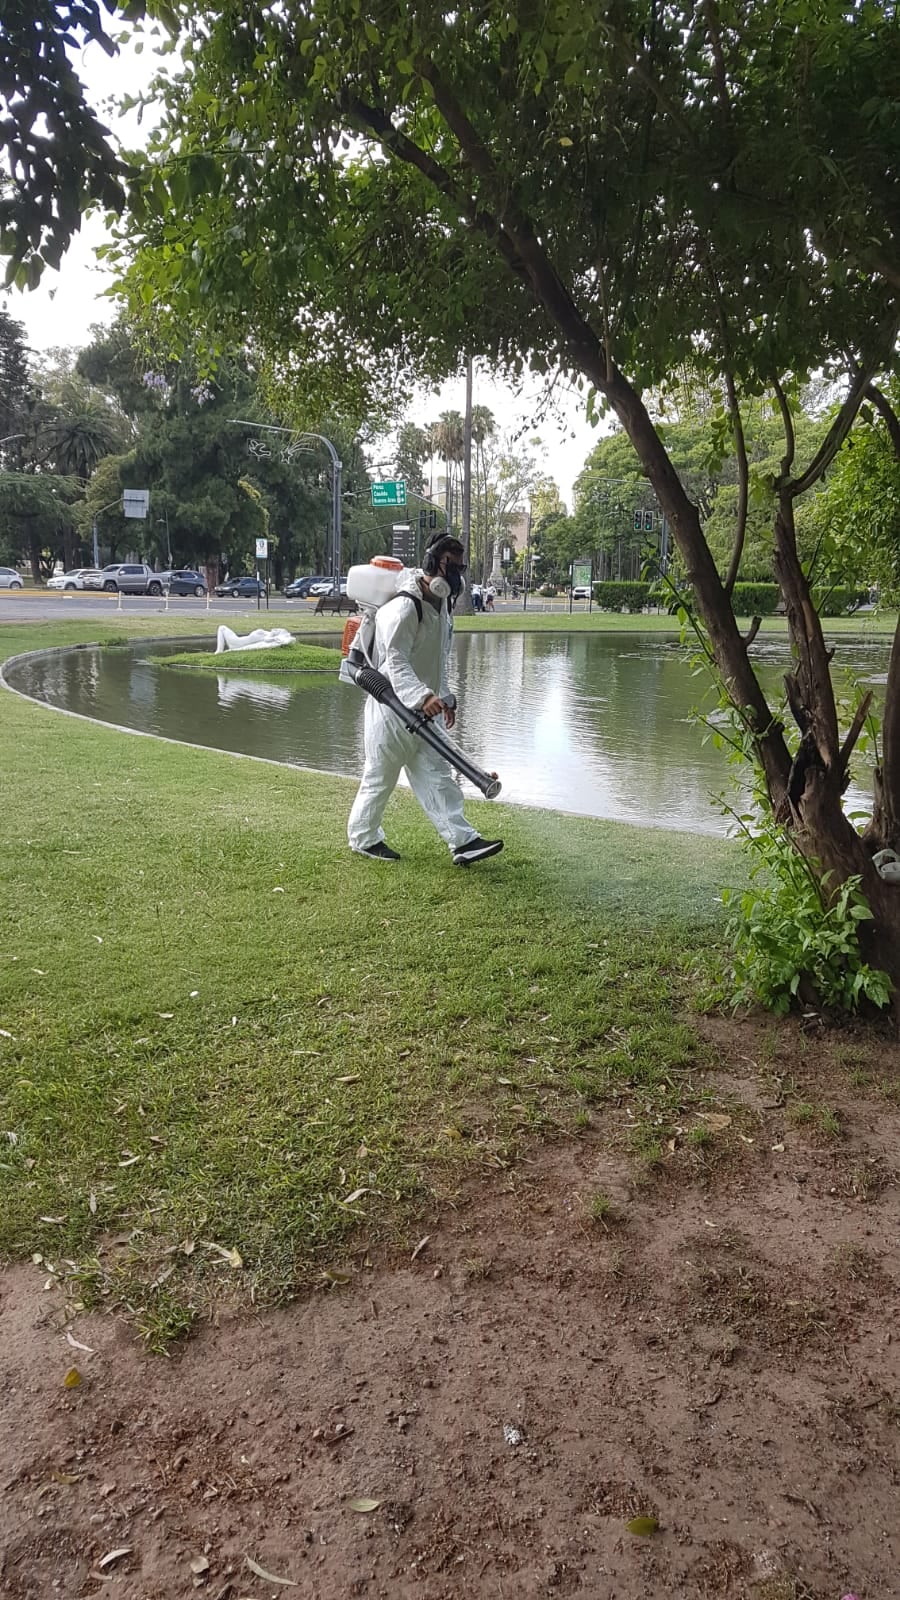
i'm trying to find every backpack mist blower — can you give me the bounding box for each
[338,557,502,801]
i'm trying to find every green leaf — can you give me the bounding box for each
[626,1516,658,1537]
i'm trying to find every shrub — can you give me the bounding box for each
[721,831,891,1016]
[731,582,781,615]
[592,581,651,612]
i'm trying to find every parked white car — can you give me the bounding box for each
[0,566,23,589]
[47,568,103,591]
[308,578,348,596]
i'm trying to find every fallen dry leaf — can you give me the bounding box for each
[98,1547,132,1570]
[65,1331,95,1354]
[245,1554,297,1586]
[205,1242,243,1269]
[410,1236,430,1262]
[698,1112,732,1131]
[63,1368,82,1388]
[348,1497,381,1513]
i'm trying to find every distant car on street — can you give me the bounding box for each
[571,585,592,600]
[284,574,330,598]
[85,563,165,595]
[158,569,208,596]
[308,578,348,597]
[47,568,102,591]
[215,575,267,599]
[0,566,23,589]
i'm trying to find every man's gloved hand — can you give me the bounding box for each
[421,694,456,729]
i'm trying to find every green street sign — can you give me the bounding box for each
[572,559,593,588]
[371,480,407,507]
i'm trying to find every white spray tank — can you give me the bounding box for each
[339,556,410,685]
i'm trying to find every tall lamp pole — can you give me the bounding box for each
[234,422,343,584]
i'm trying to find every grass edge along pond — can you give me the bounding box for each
[4,614,741,1347]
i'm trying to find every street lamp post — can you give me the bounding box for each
[234,421,343,585]
[92,496,123,567]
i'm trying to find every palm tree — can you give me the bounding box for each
[429,410,464,526]
[471,406,496,579]
[42,381,127,480]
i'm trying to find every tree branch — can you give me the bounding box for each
[865,382,900,461]
[702,0,734,141]
[788,320,900,498]
[340,92,530,290]
[839,690,873,780]
[772,374,795,477]
[703,259,748,595]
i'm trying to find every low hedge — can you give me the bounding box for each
[656,581,868,619]
[592,581,652,612]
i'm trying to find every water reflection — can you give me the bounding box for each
[5,631,890,837]
[217,676,292,710]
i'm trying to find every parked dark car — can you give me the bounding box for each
[85,563,165,595]
[283,574,329,598]
[215,575,267,599]
[159,569,208,597]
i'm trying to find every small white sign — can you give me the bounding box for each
[122,489,150,520]
[255,538,269,559]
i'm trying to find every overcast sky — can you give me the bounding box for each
[5,32,604,508]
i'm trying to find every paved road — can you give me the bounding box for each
[0,592,311,625]
[0,591,589,626]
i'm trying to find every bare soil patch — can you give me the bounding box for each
[2,1014,899,1600]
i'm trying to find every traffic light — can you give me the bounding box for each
[633,509,642,532]
[418,509,427,532]
[429,509,437,529]
[643,510,654,532]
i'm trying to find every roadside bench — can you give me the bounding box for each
[314,591,358,616]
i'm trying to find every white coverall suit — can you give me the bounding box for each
[347,571,480,853]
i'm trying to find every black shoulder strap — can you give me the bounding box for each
[389,592,422,624]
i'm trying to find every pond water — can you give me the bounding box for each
[5,631,890,836]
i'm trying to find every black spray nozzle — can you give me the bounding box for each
[348,662,501,800]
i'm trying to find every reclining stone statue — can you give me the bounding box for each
[215,625,294,654]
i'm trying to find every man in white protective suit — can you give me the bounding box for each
[347,533,504,865]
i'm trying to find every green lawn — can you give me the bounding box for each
[161,639,343,672]
[0,616,741,1344]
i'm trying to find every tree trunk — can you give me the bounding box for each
[864,613,900,854]
[794,764,900,998]
[28,529,41,584]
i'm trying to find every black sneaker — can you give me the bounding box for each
[355,841,401,861]
[452,836,503,866]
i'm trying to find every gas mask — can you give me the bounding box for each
[429,566,465,602]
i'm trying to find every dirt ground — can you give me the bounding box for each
[2,1016,899,1600]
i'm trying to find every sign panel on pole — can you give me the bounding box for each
[371,480,407,508]
[255,537,269,559]
[572,559,593,589]
[122,489,150,519]
[391,522,415,562]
